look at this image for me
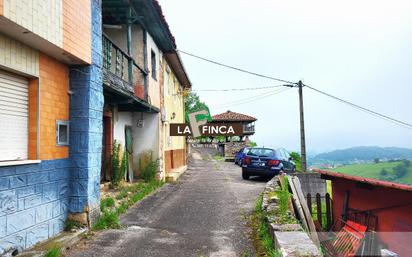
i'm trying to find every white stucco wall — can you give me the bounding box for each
[113,107,133,148]
[131,112,160,170]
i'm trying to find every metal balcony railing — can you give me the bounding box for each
[102,34,147,97]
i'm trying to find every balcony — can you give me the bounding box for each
[243,123,255,134]
[102,34,147,100]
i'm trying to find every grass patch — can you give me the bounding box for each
[213,154,224,161]
[332,161,412,185]
[248,194,281,257]
[93,210,120,230]
[44,247,61,257]
[273,177,296,224]
[94,180,164,231]
[100,197,115,211]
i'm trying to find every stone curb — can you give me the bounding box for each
[262,176,322,257]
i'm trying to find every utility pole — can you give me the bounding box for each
[298,80,307,172]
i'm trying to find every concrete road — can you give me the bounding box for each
[67,149,267,257]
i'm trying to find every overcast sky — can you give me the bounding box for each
[159,0,412,154]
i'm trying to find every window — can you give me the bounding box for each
[56,120,69,146]
[248,148,275,157]
[0,70,29,161]
[151,50,156,80]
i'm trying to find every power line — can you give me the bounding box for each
[214,88,282,108]
[179,49,412,130]
[192,84,291,92]
[304,84,412,130]
[214,88,291,110]
[178,49,297,85]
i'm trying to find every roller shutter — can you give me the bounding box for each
[0,70,29,161]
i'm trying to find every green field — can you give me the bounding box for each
[331,161,412,185]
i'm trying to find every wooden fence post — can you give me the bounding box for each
[325,193,332,230]
[316,193,322,227]
[307,193,312,215]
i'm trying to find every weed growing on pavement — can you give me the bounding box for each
[44,247,61,257]
[213,154,224,161]
[64,219,83,231]
[100,197,115,211]
[93,210,121,230]
[94,180,164,231]
[248,194,281,257]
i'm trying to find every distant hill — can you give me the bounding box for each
[311,146,412,162]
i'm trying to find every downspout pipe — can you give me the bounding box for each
[126,6,133,85]
[37,78,40,159]
[143,29,148,101]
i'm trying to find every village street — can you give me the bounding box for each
[66,148,267,257]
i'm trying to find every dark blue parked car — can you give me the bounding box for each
[234,147,250,166]
[241,147,295,179]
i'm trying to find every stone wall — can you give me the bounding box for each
[295,173,327,201]
[0,160,70,254]
[222,142,246,160]
[262,177,322,257]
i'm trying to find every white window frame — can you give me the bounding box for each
[56,120,70,146]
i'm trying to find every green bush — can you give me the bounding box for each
[139,151,158,182]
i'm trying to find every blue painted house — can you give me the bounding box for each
[0,0,103,254]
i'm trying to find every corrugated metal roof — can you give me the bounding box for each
[315,169,412,192]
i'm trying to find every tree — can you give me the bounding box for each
[289,151,302,172]
[394,163,408,178]
[374,158,380,163]
[380,168,388,176]
[184,92,210,123]
[248,141,257,147]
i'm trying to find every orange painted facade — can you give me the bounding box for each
[28,78,38,160]
[37,53,70,160]
[63,0,91,63]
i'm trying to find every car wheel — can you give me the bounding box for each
[242,170,249,180]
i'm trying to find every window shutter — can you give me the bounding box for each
[0,70,29,161]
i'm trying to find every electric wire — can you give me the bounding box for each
[214,88,292,110]
[192,84,290,92]
[214,88,284,108]
[179,49,412,130]
[304,84,412,130]
[178,49,297,85]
